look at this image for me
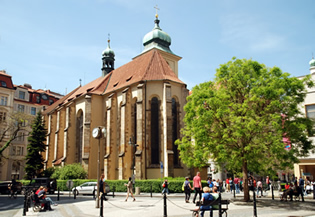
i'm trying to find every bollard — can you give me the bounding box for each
[151,183,153,198]
[57,188,60,201]
[74,186,76,199]
[313,184,315,199]
[112,186,115,198]
[23,192,27,216]
[218,193,222,217]
[253,190,257,217]
[93,186,96,199]
[163,192,167,217]
[233,183,236,198]
[271,184,274,200]
[100,194,104,217]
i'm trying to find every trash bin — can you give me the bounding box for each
[135,187,140,195]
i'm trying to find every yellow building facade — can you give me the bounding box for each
[43,16,191,180]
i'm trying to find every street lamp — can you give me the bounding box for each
[92,126,106,208]
[128,136,138,192]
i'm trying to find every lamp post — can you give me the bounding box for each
[92,126,106,208]
[128,137,138,192]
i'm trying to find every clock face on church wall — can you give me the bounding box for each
[92,127,100,138]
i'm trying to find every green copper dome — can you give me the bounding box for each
[310,58,315,67]
[102,40,115,57]
[142,16,174,54]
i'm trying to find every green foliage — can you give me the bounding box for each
[25,111,47,179]
[51,163,87,180]
[176,57,315,201]
[42,167,56,178]
[18,178,206,192]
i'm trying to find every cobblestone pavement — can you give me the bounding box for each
[1,191,315,217]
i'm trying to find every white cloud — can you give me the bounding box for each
[219,13,286,52]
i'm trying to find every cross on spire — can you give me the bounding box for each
[154,5,159,18]
[108,33,111,46]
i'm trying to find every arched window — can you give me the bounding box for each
[76,110,83,163]
[172,98,179,166]
[151,97,159,164]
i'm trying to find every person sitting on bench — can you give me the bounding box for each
[196,186,214,217]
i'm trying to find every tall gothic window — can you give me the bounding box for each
[172,98,179,166]
[151,97,159,164]
[76,111,83,163]
[133,103,137,143]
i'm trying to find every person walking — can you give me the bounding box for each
[184,177,193,203]
[193,172,202,204]
[99,174,108,201]
[124,177,136,202]
[256,179,263,197]
[234,177,240,194]
[162,179,169,195]
[225,178,230,192]
[299,177,306,196]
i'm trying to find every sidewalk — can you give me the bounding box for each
[10,192,315,217]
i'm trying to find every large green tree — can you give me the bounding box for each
[25,111,47,179]
[177,58,315,201]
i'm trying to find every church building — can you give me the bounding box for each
[43,14,190,180]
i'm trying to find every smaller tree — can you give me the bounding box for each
[0,112,32,160]
[51,163,87,180]
[25,111,47,179]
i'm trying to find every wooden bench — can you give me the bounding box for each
[191,194,229,217]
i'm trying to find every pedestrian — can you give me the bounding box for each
[256,179,263,197]
[225,178,230,192]
[266,176,271,191]
[299,177,306,196]
[218,179,223,193]
[99,174,108,201]
[162,179,169,195]
[124,177,136,202]
[234,176,240,194]
[207,177,212,191]
[193,171,202,204]
[184,177,193,203]
[229,177,233,193]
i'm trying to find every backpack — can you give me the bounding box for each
[182,182,185,191]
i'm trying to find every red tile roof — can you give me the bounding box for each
[44,49,185,113]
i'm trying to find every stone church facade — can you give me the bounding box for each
[43,15,190,180]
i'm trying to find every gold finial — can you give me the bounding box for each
[154,5,159,18]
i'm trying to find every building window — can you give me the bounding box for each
[31,107,36,115]
[49,99,54,105]
[0,96,8,106]
[306,105,315,120]
[17,104,25,113]
[0,81,7,87]
[17,132,25,142]
[36,95,41,103]
[0,111,6,122]
[19,91,25,100]
[172,98,179,166]
[151,97,160,165]
[11,146,24,156]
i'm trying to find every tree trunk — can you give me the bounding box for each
[242,160,250,202]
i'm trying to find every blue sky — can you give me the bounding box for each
[0,0,314,95]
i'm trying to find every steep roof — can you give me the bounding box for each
[44,49,185,113]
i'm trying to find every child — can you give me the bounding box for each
[162,179,169,194]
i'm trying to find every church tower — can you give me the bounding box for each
[101,39,115,76]
[140,13,182,77]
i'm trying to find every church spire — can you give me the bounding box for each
[102,34,115,76]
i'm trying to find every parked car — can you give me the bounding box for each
[22,178,57,194]
[0,181,22,194]
[72,182,110,195]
